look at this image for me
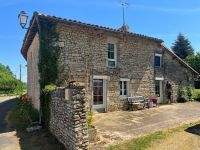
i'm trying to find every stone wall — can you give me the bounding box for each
[27,33,40,110]
[44,21,196,111]
[49,86,88,150]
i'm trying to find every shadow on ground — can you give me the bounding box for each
[0,98,65,150]
[185,124,200,136]
[0,98,17,133]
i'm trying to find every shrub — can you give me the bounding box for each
[192,89,200,101]
[177,86,187,103]
[43,84,57,93]
[8,99,39,129]
[87,112,95,129]
[186,86,192,101]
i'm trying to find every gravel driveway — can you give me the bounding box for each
[92,102,200,148]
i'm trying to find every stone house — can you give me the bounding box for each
[21,12,199,112]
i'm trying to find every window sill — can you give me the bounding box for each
[155,66,162,69]
[118,96,128,100]
[107,66,117,69]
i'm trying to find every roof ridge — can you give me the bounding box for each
[36,12,163,43]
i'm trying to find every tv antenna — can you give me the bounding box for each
[120,0,129,26]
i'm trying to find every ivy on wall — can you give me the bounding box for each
[37,18,60,127]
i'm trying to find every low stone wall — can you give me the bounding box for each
[49,86,89,150]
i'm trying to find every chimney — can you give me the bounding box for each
[118,25,130,32]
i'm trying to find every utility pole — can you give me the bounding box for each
[121,0,129,26]
[19,64,22,81]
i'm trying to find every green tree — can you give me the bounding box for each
[0,63,25,95]
[185,52,200,73]
[171,33,194,59]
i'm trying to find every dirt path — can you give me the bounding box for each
[0,97,20,150]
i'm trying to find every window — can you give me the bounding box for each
[107,43,117,68]
[155,54,162,67]
[120,81,127,96]
[155,80,160,97]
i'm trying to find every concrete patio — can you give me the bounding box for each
[92,102,200,149]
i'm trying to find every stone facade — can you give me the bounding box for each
[50,86,88,150]
[162,51,194,102]
[24,14,198,112]
[27,33,40,110]
[54,21,196,111]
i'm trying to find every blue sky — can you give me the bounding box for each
[0,0,200,82]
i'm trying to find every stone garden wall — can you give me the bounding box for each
[49,86,88,150]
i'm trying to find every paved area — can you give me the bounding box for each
[92,102,200,148]
[0,97,20,150]
[0,97,17,132]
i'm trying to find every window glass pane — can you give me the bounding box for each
[124,89,127,96]
[155,80,160,97]
[93,79,103,86]
[108,51,114,59]
[124,81,127,89]
[108,61,115,67]
[110,52,114,59]
[93,96,98,105]
[155,56,161,67]
[93,80,99,86]
[98,96,103,104]
[108,43,114,51]
[120,90,122,95]
[97,87,103,95]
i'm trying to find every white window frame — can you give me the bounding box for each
[107,43,117,68]
[155,53,162,68]
[120,78,130,97]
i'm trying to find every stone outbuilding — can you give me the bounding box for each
[21,12,199,112]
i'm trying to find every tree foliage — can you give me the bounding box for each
[0,63,25,95]
[185,52,200,73]
[171,33,194,59]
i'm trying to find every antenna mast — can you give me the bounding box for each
[121,0,129,26]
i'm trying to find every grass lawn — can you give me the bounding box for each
[108,121,200,150]
[8,100,65,150]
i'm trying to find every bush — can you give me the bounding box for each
[87,112,95,129]
[177,86,187,103]
[186,86,192,101]
[8,99,39,129]
[192,89,200,101]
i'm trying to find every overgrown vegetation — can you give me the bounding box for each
[38,18,60,127]
[8,97,65,150]
[186,52,200,74]
[87,112,95,129]
[177,86,187,103]
[8,97,39,129]
[177,86,200,103]
[108,121,200,150]
[192,89,200,101]
[0,63,26,95]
